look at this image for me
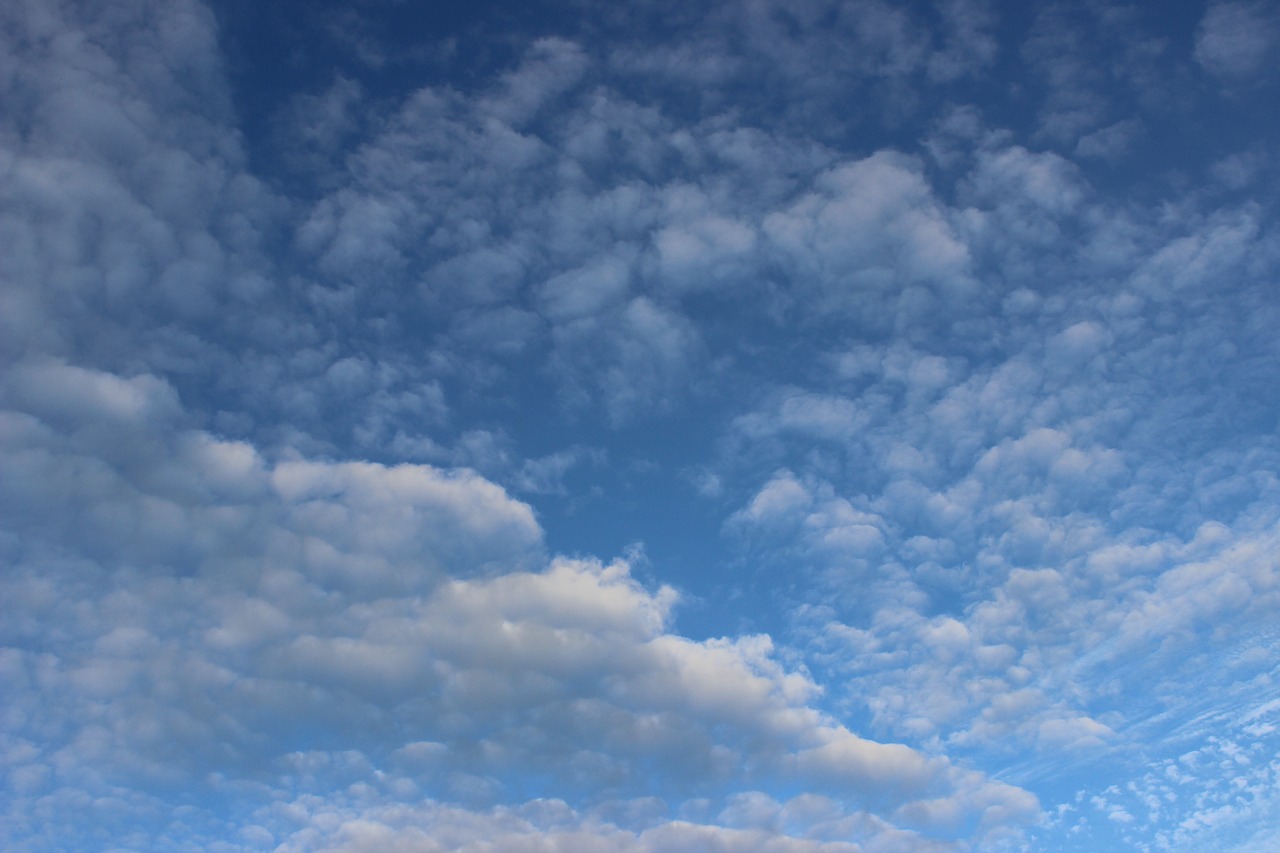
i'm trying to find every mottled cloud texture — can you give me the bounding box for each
[3,0,1279,850]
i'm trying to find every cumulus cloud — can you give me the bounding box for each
[4,0,1279,849]
[0,363,542,587]
[0,357,1038,848]
[763,152,976,316]
[0,0,278,359]
[269,797,916,853]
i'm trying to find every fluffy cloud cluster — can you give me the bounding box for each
[3,0,1278,849]
[0,362,1037,851]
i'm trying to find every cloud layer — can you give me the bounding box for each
[3,0,1279,850]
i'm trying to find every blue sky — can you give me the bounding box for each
[2,0,1279,850]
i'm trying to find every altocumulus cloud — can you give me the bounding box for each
[0,361,1031,850]
[2,0,1280,851]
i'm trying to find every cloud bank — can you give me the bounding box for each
[3,0,1279,850]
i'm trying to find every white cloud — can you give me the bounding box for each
[1194,1,1280,80]
[964,145,1084,219]
[927,0,999,83]
[484,37,589,127]
[266,796,917,853]
[764,152,975,307]
[5,0,1280,848]
[0,361,1037,849]
[1074,119,1141,161]
[537,254,634,323]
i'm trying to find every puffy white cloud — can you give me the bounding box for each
[267,796,909,853]
[710,141,1280,794]
[0,0,278,355]
[764,152,975,311]
[0,363,541,588]
[5,0,1279,849]
[0,358,1037,849]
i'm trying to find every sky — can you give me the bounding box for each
[2,0,1279,850]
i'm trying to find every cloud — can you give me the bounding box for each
[1073,119,1141,161]
[4,0,1280,848]
[0,363,542,589]
[927,0,999,83]
[0,359,1037,849]
[763,152,975,316]
[267,797,915,853]
[1194,1,1280,81]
